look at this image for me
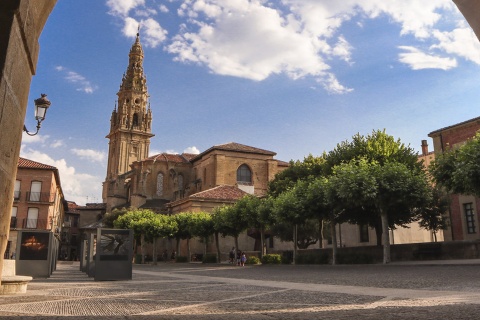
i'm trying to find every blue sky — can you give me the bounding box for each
[22,0,480,205]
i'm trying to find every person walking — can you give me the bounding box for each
[229,247,235,264]
[240,252,247,266]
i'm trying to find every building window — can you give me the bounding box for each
[464,203,476,234]
[14,180,20,200]
[203,168,207,186]
[10,207,17,229]
[26,208,39,229]
[237,164,252,185]
[156,173,164,196]
[29,181,42,201]
[359,224,369,243]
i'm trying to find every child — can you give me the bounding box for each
[240,252,246,266]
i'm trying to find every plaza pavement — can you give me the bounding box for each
[0,259,480,319]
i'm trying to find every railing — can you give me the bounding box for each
[13,191,21,201]
[10,217,17,229]
[22,219,48,229]
[26,192,56,203]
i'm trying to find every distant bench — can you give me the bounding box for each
[413,243,442,260]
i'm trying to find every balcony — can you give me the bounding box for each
[22,219,48,229]
[13,191,21,201]
[10,217,17,229]
[26,192,56,203]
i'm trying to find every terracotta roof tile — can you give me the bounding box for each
[190,185,248,201]
[18,157,57,170]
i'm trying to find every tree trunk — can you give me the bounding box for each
[380,210,391,264]
[330,221,338,265]
[203,237,207,258]
[374,218,383,246]
[234,236,239,254]
[433,231,437,242]
[152,237,157,265]
[293,224,297,265]
[176,237,181,257]
[215,232,221,263]
[260,228,265,258]
[319,219,324,249]
[187,238,191,262]
[140,234,145,264]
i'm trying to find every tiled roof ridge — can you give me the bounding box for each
[18,157,57,170]
[189,184,249,201]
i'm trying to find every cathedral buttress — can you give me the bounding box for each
[103,33,154,203]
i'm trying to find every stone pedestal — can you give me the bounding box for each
[0,260,32,294]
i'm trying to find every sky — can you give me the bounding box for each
[22,0,480,205]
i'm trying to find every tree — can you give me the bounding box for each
[418,186,450,242]
[147,214,178,265]
[268,154,326,196]
[103,207,129,228]
[114,209,158,264]
[213,204,249,255]
[331,159,430,264]
[172,212,196,261]
[188,212,215,258]
[325,129,425,245]
[431,133,480,197]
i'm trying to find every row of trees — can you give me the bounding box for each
[109,130,459,265]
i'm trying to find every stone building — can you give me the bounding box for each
[428,116,480,242]
[8,157,65,259]
[102,34,289,256]
[0,0,57,278]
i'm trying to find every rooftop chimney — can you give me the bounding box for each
[421,140,429,156]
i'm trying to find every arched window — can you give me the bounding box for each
[156,173,164,196]
[237,164,252,185]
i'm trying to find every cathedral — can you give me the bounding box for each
[102,34,289,254]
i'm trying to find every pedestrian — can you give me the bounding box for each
[237,250,241,266]
[240,252,246,266]
[171,250,176,261]
[229,247,235,264]
[162,250,168,262]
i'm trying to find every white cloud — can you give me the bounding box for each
[184,146,200,154]
[398,46,457,70]
[20,147,103,205]
[107,0,471,93]
[142,18,168,47]
[159,4,169,13]
[431,27,480,64]
[55,65,98,94]
[106,0,145,17]
[71,148,106,163]
[22,133,49,145]
[50,140,64,148]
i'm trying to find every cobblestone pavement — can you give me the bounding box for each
[0,261,480,319]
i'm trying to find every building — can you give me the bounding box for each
[8,157,65,259]
[428,116,480,241]
[102,34,289,256]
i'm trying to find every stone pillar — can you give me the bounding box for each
[0,0,56,281]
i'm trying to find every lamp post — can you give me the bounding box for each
[23,93,51,136]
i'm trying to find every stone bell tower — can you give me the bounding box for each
[103,33,154,204]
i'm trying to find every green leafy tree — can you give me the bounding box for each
[114,209,158,264]
[325,129,424,245]
[103,207,129,228]
[431,133,480,197]
[268,154,326,196]
[331,159,430,264]
[147,214,178,265]
[213,204,249,254]
[418,186,450,242]
[188,211,215,257]
[172,212,196,261]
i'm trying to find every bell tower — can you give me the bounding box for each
[103,33,154,203]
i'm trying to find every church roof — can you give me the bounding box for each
[189,185,248,201]
[191,142,276,162]
[18,157,57,170]
[144,153,192,163]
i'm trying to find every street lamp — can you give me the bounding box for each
[23,93,51,136]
